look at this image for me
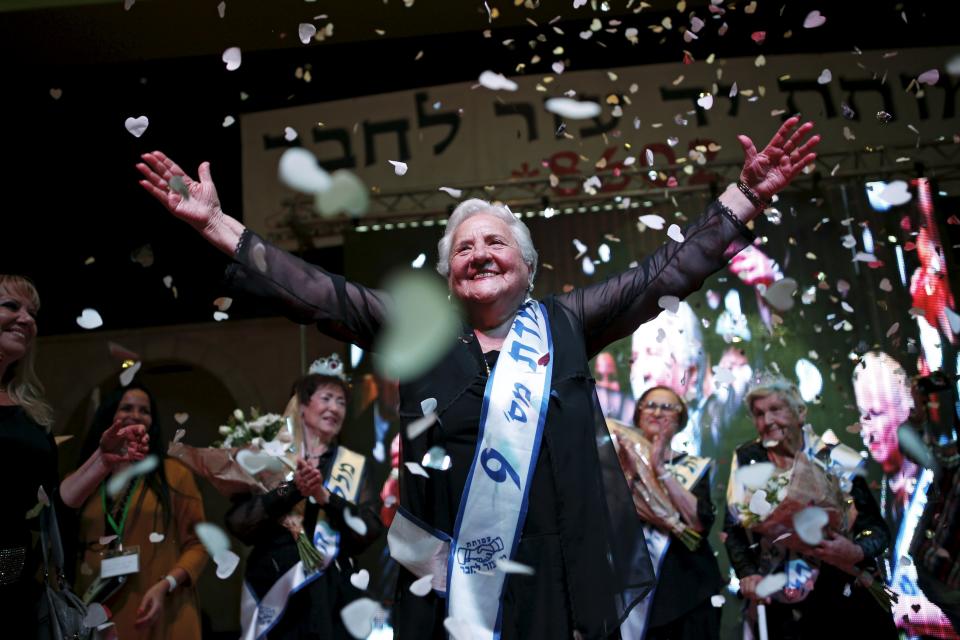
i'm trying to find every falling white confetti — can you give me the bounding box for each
[748,490,772,518]
[918,69,940,85]
[315,170,369,217]
[422,446,452,471]
[298,23,317,44]
[421,397,438,415]
[853,252,878,263]
[598,244,611,263]
[222,47,242,71]
[375,271,460,381]
[897,425,936,469]
[762,278,798,311]
[278,147,332,193]
[341,598,385,639]
[879,180,912,206]
[196,522,231,557]
[406,412,438,440]
[350,569,370,590]
[581,255,595,276]
[124,115,149,138]
[756,572,788,597]
[283,126,298,141]
[410,253,427,269]
[149,532,165,543]
[439,186,463,199]
[544,97,602,120]
[83,603,109,628]
[802,10,826,28]
[214,550,240,578]
[119,361,142,387]
[817,69,832,84]
[638,214,665,230]
[793,506,829,545]
[344,507,368,536]
[496,558,535,575]
[213,311,229,322]
[388,160,409,176]
[697,94,714,110]
[106,455,158,497]
[222,115,235,127]
[478,70,518,91]
[99,535,118,546]
[405,462,430,478]
[736,462,776,491]
[658,295,680,314]
[410,574,434,596]
[667,224,685,243]
[710,594,726,608]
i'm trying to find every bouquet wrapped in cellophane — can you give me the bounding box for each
[608,419,703,551]
[729,447,896,611]
[168,406,327,572]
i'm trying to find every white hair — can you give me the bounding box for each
[745,375,807,420]
[436,198,538,288]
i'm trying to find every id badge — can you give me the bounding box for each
[100,546,140,578]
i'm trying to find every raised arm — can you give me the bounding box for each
[137,151,389,349]
[557,117,819,356]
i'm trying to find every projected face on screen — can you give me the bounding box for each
[629,301,703,402]
[852,351,913,475]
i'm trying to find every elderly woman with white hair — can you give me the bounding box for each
[724,376,896,639]
[136,117,819,639]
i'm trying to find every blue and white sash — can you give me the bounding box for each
[240,446,367,640]
[891,468,935,597]
[621,453,712,640]
[446,300,554,638]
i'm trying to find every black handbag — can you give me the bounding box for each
[36,503,92,640]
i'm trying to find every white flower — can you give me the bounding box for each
[234,409,245,421]
[249,418,265,434]
[218,425,232,436]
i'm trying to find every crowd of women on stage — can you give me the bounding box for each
[7,115,943,638]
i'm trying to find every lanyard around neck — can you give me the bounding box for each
[100,477,142,540]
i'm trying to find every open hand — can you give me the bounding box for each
[137,151,223,233]
[295,458,330,506]
[738,574,771,604]
[134,581,166,629]
[738,116,820,202]
[99,418,149,470]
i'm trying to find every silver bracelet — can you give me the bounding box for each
[164,574,178,593]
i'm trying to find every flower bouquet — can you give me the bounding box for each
[608,420,703,551]
[730,450,896,611]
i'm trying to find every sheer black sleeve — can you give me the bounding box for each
[225,229,390,350]
[224,482,305,546]
[849,475,891,566]
[321,473,384,557]
[555,199,753,358]
[691,471,718,534]
[723,509,762,578]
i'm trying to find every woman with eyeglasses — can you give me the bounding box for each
[615,385,724,640]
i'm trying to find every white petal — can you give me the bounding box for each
[755,572,788,597]
[544,97,602,120]
[409,573,434,596]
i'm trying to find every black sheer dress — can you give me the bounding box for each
[225,446,383,639]
[225,199,752,638]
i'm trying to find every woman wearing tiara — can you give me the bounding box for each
[225,354,384,639]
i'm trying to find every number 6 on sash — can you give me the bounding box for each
[480,448,520,489]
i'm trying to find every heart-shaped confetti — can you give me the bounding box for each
[581,256,595,276]
[879,278,893,292]
[350,569,370,590]
[195,522,231,557]
[803,10,826,29]
[214,549,240,579]
[76,308,104,330]
[213,311,229,322]
[697,94,714,110]
[222,47,242,71]
[410,574,434,596]
[283,126,298,142]
[658,295,680,314]
[667,224,685,243]
[478,70,518,91]
[918,69,939,85]
[298,23,317,44]
[389,160,408,176]
[107,455,158,496]
[341,599,384,639]
[817,69,832,84]
[544,97,601,120]
[279,148,331,194]
[149,532,165,543]
[315,170,369,217]
[406,412,438,440]
[49,88,62,100]
[736,462,776,491]
[344,507,368,536]
[124,116,149,138]
[222,115,235,127]
[119,361,141,387]
[880,180,912,206]
[551,62,565,75]
[793,506,829,545]
[762,278,798,311]
[638,214,665,230]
